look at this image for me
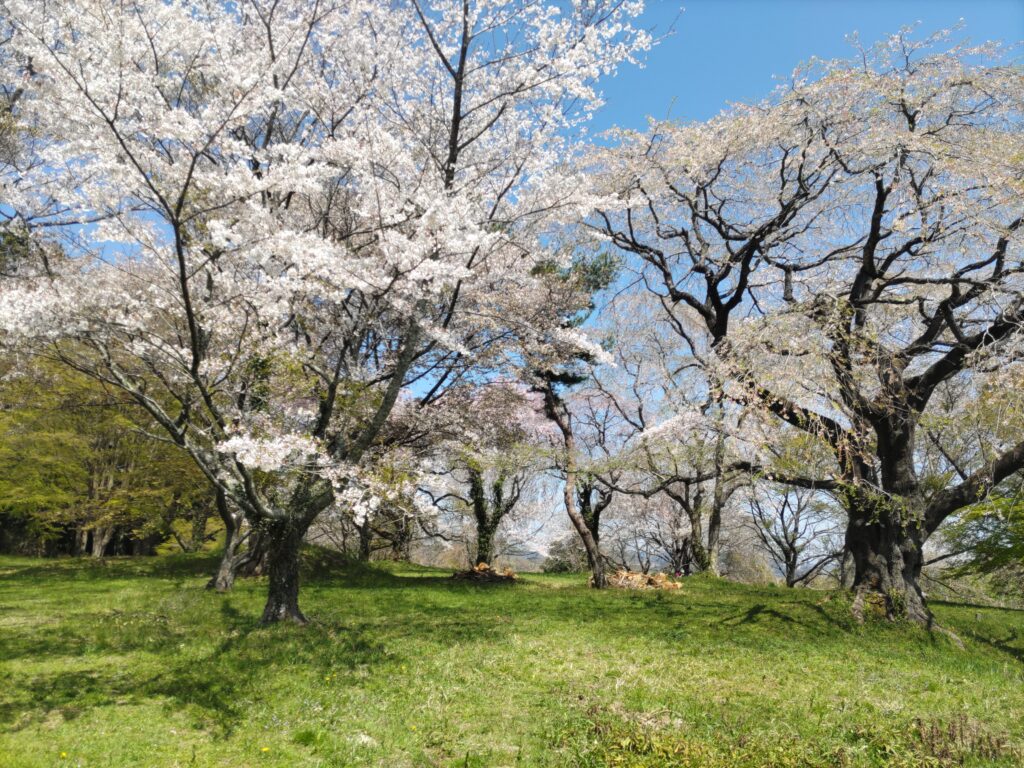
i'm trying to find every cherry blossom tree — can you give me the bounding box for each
[592,28,1024,624]
[0,0,648,622]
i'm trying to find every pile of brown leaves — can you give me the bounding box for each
[607,569,681,591]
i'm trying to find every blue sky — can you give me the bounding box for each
[593,0,1024,132]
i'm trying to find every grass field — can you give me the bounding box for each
[0,554,1022,768]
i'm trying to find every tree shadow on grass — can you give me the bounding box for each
[596,586,855,638]
[308,563,480,591]
[0,607,186,662]
[732,603,798,626]
[967,628,1024,664]
[0,597,393,737]
[0,577,695,739]
[710,601,852,642]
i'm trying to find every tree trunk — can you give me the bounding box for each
[574,515,605,586]
[837,546,855,589]
[357,519,372,562]
[236,528,270,577]
[208,528,243,592]
[390,515,412,561]
[705,527,721,575]
[73,527,89,556]
[561,453,605,587]
[706,424,728,576]
[843,419,932,626]
[208,489,243,592]
[577,481,610,570]
[561,462,605,587]
[686,509,711,572]
[784,552,799,588]
[542,381,605,588]
[475,522,495,566]
[90,526,114,558]
[564,476,605,587]
[845,498,931,625]
[261,519,308,625]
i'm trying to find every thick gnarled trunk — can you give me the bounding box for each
[567,473,605,587]
[564,468,605,588]
[843,420,931,626]
[573,511,605,588]
[832,415,933,625]
[541,381,606,589]
[261,519,308,625]
[846,508,930,625]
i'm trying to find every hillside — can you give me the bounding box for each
[1,555,1022,767]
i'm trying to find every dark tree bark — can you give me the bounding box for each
[688,511,711,572]
[593,70,1024,627]
[576,477,612,570]
[236,528,270,577]
[357,519,372,562]
[840,417,933,622]
[255,481,335,624]
[845,496,929,623]
[475,520,495,566]
[260,518,309,625]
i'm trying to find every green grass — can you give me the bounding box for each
[0,554,1022,767]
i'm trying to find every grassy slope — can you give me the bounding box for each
[0,555,1022,768]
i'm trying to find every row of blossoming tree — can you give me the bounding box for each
[0,1,1021,628]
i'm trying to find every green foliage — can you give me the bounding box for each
[944,482,1024,598]
[531,249,620,328]
[0,555,1021,767]
[0,359,213,554]
[0,228,32,276]
[572,250,619,297]
[886,587,908,620]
